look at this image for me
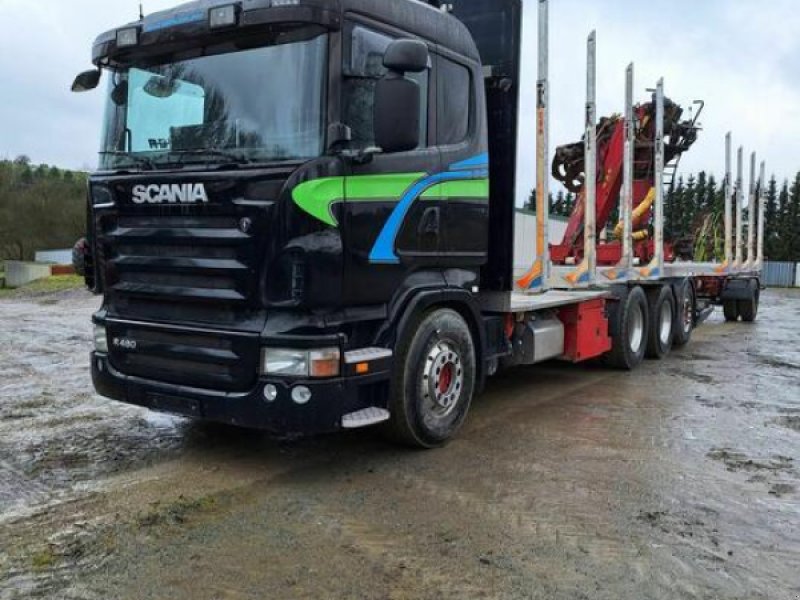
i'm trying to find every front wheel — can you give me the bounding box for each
[385,308,476,448]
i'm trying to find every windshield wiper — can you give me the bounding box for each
[100,151,156,171]
[167,149,252,167]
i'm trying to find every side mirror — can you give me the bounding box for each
[383,39,429,74]
[71,69,102,93]
[374,40,428,154]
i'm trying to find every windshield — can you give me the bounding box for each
[99,31,328,170]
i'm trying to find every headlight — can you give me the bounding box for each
[262,347,341,378]
[94,324,109,353]
[262,348,308,377]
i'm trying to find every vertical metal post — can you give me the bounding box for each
[757,161,766,266]
[653,78,665,272]
[735,147,744,266]
[536,0,550,284]
[724,133,733,264]
[747,152,757,266]
[517,0,550,291]
[584,31,597,283]
[621,63,634,269]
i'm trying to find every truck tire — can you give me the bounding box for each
[606,286,649,370]
[673,279,695,347]
[646,285,675,360]
[385,308,476,448]
[723,301,739,322]
[738,279,760,323]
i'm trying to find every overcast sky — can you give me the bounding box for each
[1,0,798,205]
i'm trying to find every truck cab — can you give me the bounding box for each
[78,0,519,445]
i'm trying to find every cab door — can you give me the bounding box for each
[340,22,441,306]
[434,51,489,266]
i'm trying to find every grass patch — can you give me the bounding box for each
[30,547,57,571]
[137,495,220,528]
[0,275,84,299]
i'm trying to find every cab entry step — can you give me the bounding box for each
[342,407,391,429]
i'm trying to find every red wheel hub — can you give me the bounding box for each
[438,363,454,395]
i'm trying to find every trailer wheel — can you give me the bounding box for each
[673,279,695,347]
[723,301,739,322]
[606,286,649,370]
[646,286,675,360]
[738,279,760,323]
[385,308,476,448]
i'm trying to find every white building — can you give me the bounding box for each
[513,209,570,281]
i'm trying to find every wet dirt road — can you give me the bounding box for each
[1,288,798,599]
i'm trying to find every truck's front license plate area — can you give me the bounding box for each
[148,394,202,418]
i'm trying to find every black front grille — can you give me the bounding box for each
[103,214,257,308]
[108,323,259,392]
[100,212,264,391]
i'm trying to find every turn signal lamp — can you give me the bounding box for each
[309,349,341,378]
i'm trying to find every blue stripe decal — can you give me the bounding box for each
[449,153,489,171]
[527,276,544,289]
[577,272,590,284]
[143,10,205,32]
[369,168,489,264]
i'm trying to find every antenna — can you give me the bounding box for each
[139,2,144,20]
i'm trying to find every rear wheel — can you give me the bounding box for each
[723,300,739,322]
[738,279,760,323]
[646,285,675,359]
[385,308,476,448]
[673,279,695,347]
[606,286,649,370]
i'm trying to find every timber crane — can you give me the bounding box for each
[550,98,702,266]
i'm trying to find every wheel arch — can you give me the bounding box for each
[381,288,487,392]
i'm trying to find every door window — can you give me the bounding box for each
[436,56,471,146]
[343,24,429,149]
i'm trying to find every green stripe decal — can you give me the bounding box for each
[292,173,425,227]
[420,179,489,200]
[348,173,426,199]
[291,177,345,227]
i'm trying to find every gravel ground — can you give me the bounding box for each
[0,287,798,599]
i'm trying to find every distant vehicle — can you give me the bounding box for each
[72,0,764,447]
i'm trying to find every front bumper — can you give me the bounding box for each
[91,352,391,436]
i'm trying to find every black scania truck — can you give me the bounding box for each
[74,0,747,447]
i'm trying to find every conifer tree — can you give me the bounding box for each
[764,176,779,259]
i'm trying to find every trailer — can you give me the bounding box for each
[72,0,764,448]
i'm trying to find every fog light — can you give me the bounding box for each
[264,384,278,403]
[116,27,140,48]
[291,386,312,405]
[94,324,108,353]
[209,4,239,29]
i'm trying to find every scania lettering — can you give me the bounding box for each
[73,0,765,447]
[132,183,209,205]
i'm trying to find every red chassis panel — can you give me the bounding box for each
[559,299,613,363]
